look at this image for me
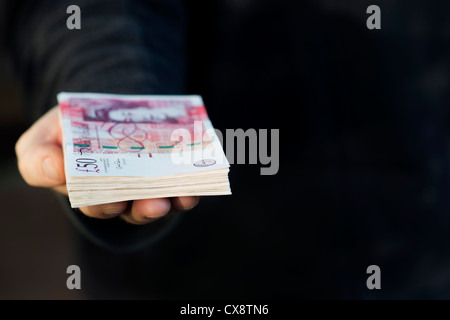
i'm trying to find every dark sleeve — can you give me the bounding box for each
[4,0,187,119]
[2,0,188,252]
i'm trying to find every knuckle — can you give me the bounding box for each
[16,159,37,187]
[14,135,25,155]
[15,130,31,156]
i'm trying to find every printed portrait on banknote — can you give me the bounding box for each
[59,93,213,155]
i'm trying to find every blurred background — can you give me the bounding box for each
[0,48,84,299]
[2,0,450,299]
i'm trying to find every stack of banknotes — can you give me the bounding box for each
[58,92,231,208]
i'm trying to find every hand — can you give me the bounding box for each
[15,106,199,224]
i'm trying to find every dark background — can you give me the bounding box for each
[2,0,450,299]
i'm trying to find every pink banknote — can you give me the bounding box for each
[58,93,211,156]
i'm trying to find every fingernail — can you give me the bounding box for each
[186,198,200,210]
[143,216,160,221]
[42,157,59,181]
[104,207,124,215]
[144,200,171,218]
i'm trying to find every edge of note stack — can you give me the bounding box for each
[58,92,231,208]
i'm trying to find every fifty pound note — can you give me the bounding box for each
[57,92,231,208]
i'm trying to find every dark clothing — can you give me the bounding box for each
[1,0,188,251]
[2,0,187,119]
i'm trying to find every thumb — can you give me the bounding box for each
[17,143,66,188]
[15,106,65,188]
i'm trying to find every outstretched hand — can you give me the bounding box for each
[15,106,199,224]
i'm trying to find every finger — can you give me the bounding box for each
[119,213,160,225]
[52,184,68,195]
[15,107,65,187]
[127,198,171,224]
[17,143,66,187]
[171,196,200,211]
[79,201,129,219]
[15,107,62,154]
